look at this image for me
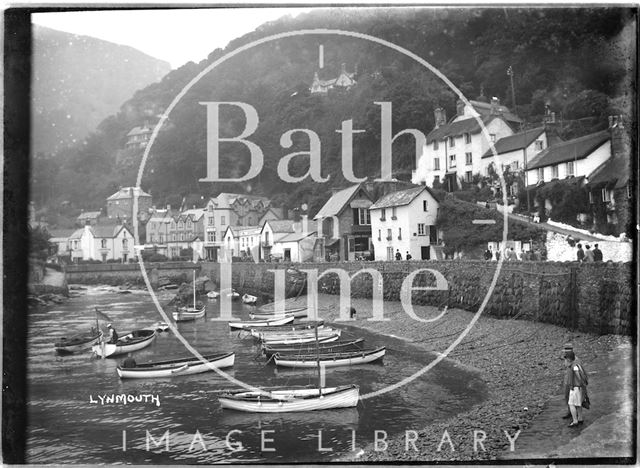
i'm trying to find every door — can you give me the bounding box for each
[421,246,430,260]
[387,246,394,261]
[284,248,291,262]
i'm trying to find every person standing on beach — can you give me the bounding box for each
[576,244,585,262]
[593,244,603,262]
[564,350,588,427]
[395,249,402,261]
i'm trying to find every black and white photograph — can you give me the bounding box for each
[3,4,637,465]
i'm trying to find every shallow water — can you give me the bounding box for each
[27,286,486,463]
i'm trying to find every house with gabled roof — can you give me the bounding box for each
[48,228,76,258]
[76,210,102,226]
[370,185,440,261]
[413,97,518,191]
[273,230,318,262]
[69,223,134,262]
[106,186,153,225]
[313,183,374,261]
[260,219,298,261]
[125,124,153,149]
[222,225,262,262]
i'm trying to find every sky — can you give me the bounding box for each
[32,7,314,69]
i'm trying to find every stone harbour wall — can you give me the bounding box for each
[65,262,200,286]
[202,260,634,336]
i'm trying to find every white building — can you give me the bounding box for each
[69,224,134,262]
[260,220,297,261]
[222,225,262,262]
[525,130,611,186]
[273,231,317,262]
[413,98,519,191]
[479,127,550,176]
[369,186,440,261]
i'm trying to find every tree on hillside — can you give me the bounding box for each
[29,226,52,261]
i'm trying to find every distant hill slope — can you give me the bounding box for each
[32,25,171,155]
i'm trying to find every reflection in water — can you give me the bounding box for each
[27,286,486,463]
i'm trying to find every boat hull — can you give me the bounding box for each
[274,347,386,368]
[92,330,156,358]
[218,385,359,413]
[263,338,365,357]
[229,315,294,330]
[242,294,257,305]
[54,331,103,354]
[116,352,234,379]
[260,333,340,346]
[259,328,342,343]
[251,306,308,319]
[172,305,206,322]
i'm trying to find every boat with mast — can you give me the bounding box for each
[172,269,206,321]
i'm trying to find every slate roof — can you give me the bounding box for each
[48,229,75,239]
[91,224,131,238]
[481,127,546,159]
[226,225,261,237]
[370,186,432,210]
[107,187,151,201]
[469,100,523,125]
[313,184,371,220]
[426,115,497,143]
[69,228,84,240]
[77,211,102,220]
[266,220,296,234]
[587,156,630,189]
[527,131,610,170]
[277,231,317,243]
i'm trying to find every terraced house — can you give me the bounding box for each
[68,223,134,262]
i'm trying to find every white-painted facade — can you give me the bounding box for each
[481,132,549,176]
[370,188,440,261]
[526,141,610,185]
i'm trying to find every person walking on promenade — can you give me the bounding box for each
[564,350,588,427]
[593,244,603,262]
[395,249,402,261]
[576,244,585,262]
[584,245,595,262]
[405,251,412,260]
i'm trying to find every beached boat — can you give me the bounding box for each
[251,306,308,319]
[258,327,341,343]
[219,322,359,412]
[242,294,258,305]
[206,290,220,299]
[172,303,206,322]
[260,331,341,346]
[92,329,156,358]
[274,347,386,368]
[228,315,294,330]
[252,325,333,340]
[221,288,240,300]
[143,321,170,333]
[248,321,324,337]
[218,384,359,413]
[116,351,234,379]
[54,329,103,354]
[262,338,365,357]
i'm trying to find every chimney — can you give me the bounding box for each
[609,115,629,160]
[490,97,501,115]
[434,107,447,129]
[456,99,465,117]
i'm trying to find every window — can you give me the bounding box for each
[186,220,192,229]
[589,191,594,204]
[465,152,472,165]
[213,232,217,242]
[101,239,107,248]
[208,204,213,212]
[449,154,456,168]
[566,161,575,176]
[552,165,559,178]
[73,240,78,249]
[122,239,128,249]
[602,188,611,202]
[221,216,226,225]
[512,161,519,170]
[423,200,428,212]
[418,223,426,236]
[208,216,214,226]
[434,176,440,184]
[171,220,176,229]
[433,158,441,171]
[465,171,473,183]
[464,133,471,144]
[180,233,184,241]
[398,227,402,240]
[448,136,455,147]
[433,140,439,151]
[172,234,176,241]
[178,221,183,229]
[380,208,386,221]
[159,234,164,244]
[537,168,544,182]
[386,229,392,240]
[490,134,496,142]
[354,208,370,225]
[391,207,397,220]
[535,140,544,151]
[378,229,381,241]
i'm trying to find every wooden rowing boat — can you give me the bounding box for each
[116,351,234,379]
[91,329,156,358]
[260,331,341,346]
[248,321,324,338]
[251,306,308,319]
[218,384,359,413]
[258,327,341,343]
[262,338,365,357]
[54,330,103,354]
[172,303,206,322]
[242,294,258,305]
[228,315,294,330]
[274,347,386,368]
